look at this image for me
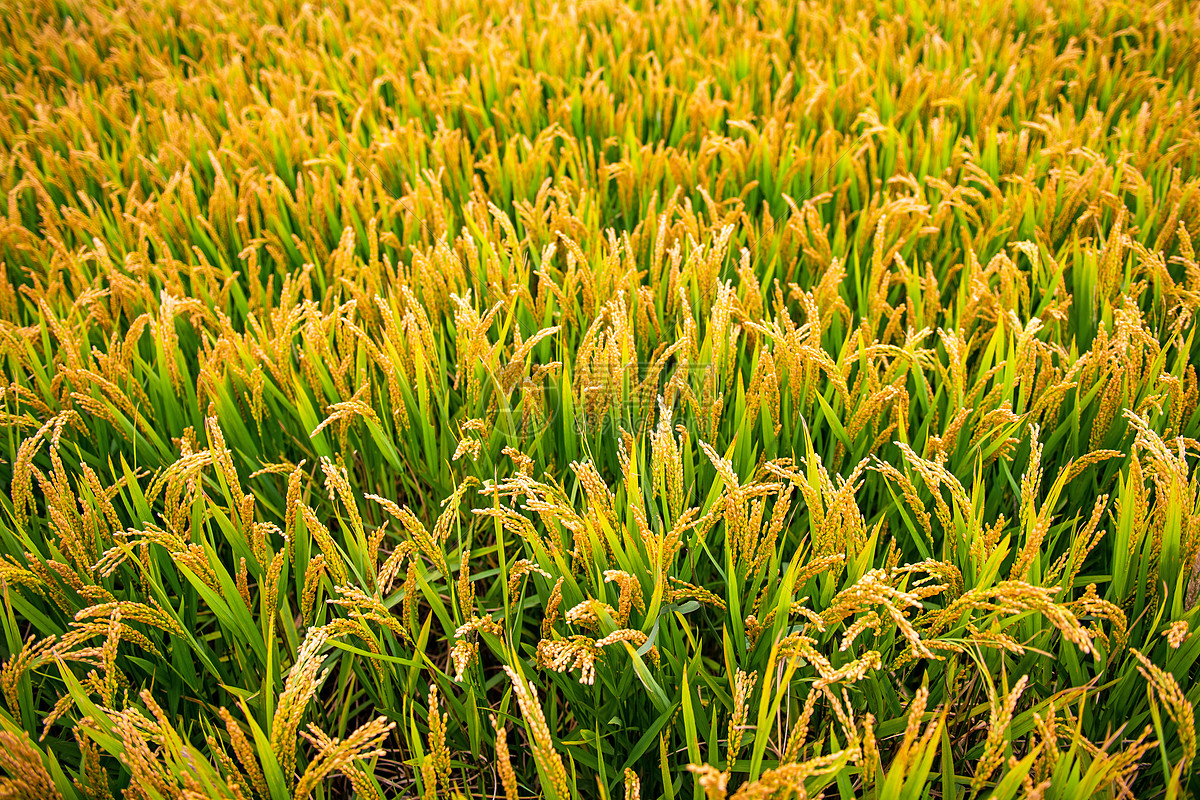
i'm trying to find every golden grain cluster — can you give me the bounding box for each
[1,0,1199,797]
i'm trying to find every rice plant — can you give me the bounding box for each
[1,0,1199,797]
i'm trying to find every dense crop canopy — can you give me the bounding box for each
[1,0,1199,797]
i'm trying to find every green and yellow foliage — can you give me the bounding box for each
[1,0,1199,796]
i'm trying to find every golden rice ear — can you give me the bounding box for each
[971,674,1030,792]
[686,763,728,800]
[271,625,340,786]
[1132,648,1197,766]
[623,768,641,800]
[492,715,520,800]
[456,548,475,619]
[726,669,757,766]
[426,686,451,787]
[0,727,64,800]
[503,667,570,799]
[542,577,565,639]
[293,716,394,800]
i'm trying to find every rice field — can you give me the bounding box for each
[1,0,1199,796]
